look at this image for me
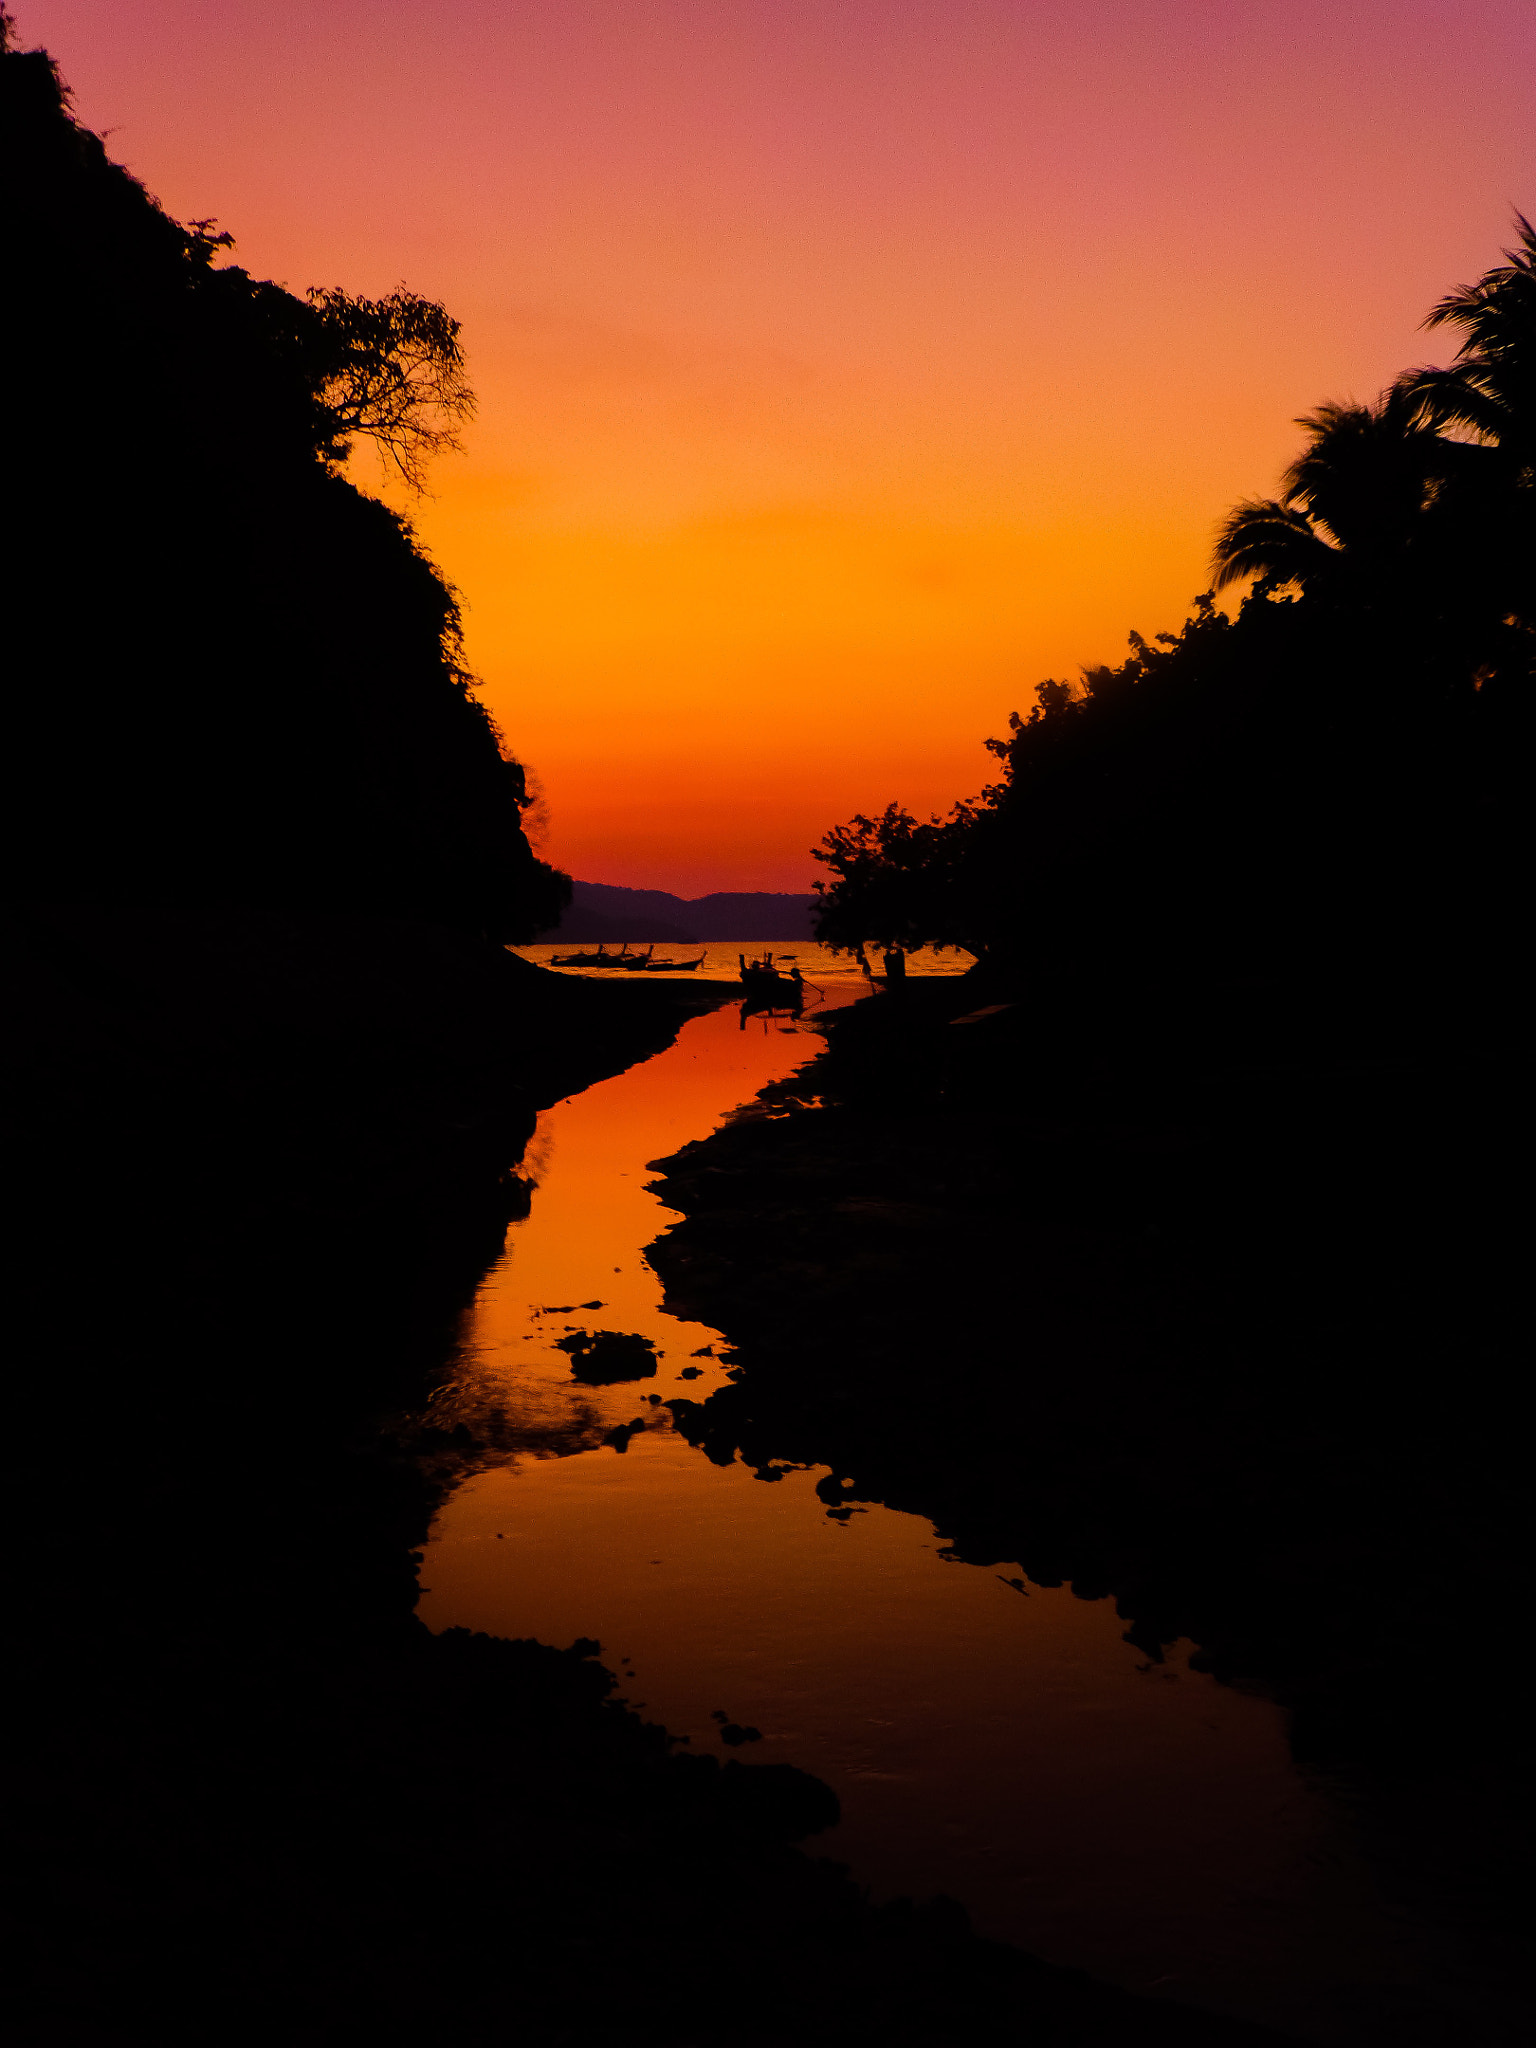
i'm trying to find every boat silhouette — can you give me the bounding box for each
[550,942,707,971]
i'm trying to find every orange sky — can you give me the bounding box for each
[20,1,1533,891]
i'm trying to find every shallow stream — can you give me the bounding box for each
[417,947,1474,2044]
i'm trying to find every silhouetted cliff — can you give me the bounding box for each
[1,29,564,941]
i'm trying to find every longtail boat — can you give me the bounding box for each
[738,950,801,997]
[550,942,630,968]
[627,954,706,972]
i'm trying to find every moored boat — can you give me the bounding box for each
[550,943,631,968]
[738,950,804,998]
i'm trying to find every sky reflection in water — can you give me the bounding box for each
[419,964,1430,2041]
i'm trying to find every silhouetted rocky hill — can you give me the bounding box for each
[543,879,818,942]
[2,27,565,940]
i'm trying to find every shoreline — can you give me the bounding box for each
[644,975,1524,2039]
[10,914,1293,2044]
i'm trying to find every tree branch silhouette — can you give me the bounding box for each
[306,286,476,492]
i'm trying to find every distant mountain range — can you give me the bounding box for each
[538,880,818,943]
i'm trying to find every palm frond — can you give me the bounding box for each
[1280,402,1377,507]
[1424,213,1536,364]
[1396,365,1511,446]
[1211,498,1338,590]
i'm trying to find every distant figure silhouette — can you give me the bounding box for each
[883,947,907,986]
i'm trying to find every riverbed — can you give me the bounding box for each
[417,953,1475,2044]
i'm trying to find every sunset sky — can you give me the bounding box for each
[20,1,1533,893]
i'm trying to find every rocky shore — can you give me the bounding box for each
[8,906,734,1227]
[9,920,1294,2044]
[645,972,1524,2037]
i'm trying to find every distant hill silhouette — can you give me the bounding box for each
[541,881,818,943]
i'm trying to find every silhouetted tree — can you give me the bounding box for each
[811,225,1527,990]
[1403,212,1536,670]
[1211,387,1443,609]
[1214,216,1534,690]
[812,802,983,958]
[1410,212,1535,478]
[303,285,476,491]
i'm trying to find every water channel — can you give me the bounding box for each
[416,947,1476,2045]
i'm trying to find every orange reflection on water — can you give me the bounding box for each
[420,968,868,1455]
[419,984,1431,2041]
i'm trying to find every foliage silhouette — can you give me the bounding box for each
[661,252,1528,2030]
[1212,215,1533,681]
[304,283,477,491]
[813,225,1530,977]
[1211,387,1446,607]
[812,801,984,957]
[1,21,566,940]
[1413,211,1535,475]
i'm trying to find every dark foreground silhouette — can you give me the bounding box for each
[2,20,1294,2043]
[645,973,1524,2042]
[642,226,1530,2045]
[9,934,1294,2048]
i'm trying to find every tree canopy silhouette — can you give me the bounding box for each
[812,803,984,957]
[1,18,566,941]
[1211,387,1445,606]
[814,226,1529,987]
[1212,215,1533,684]
[303,284,476,491]
[1412,212,1535,477]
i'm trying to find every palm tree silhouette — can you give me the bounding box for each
[1403,213,1535,649]
[1408,211,1534,477]
[1211,385,1442,605]
[1214,217,1533,678]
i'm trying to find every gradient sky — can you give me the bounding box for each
[19,1,1533,892]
